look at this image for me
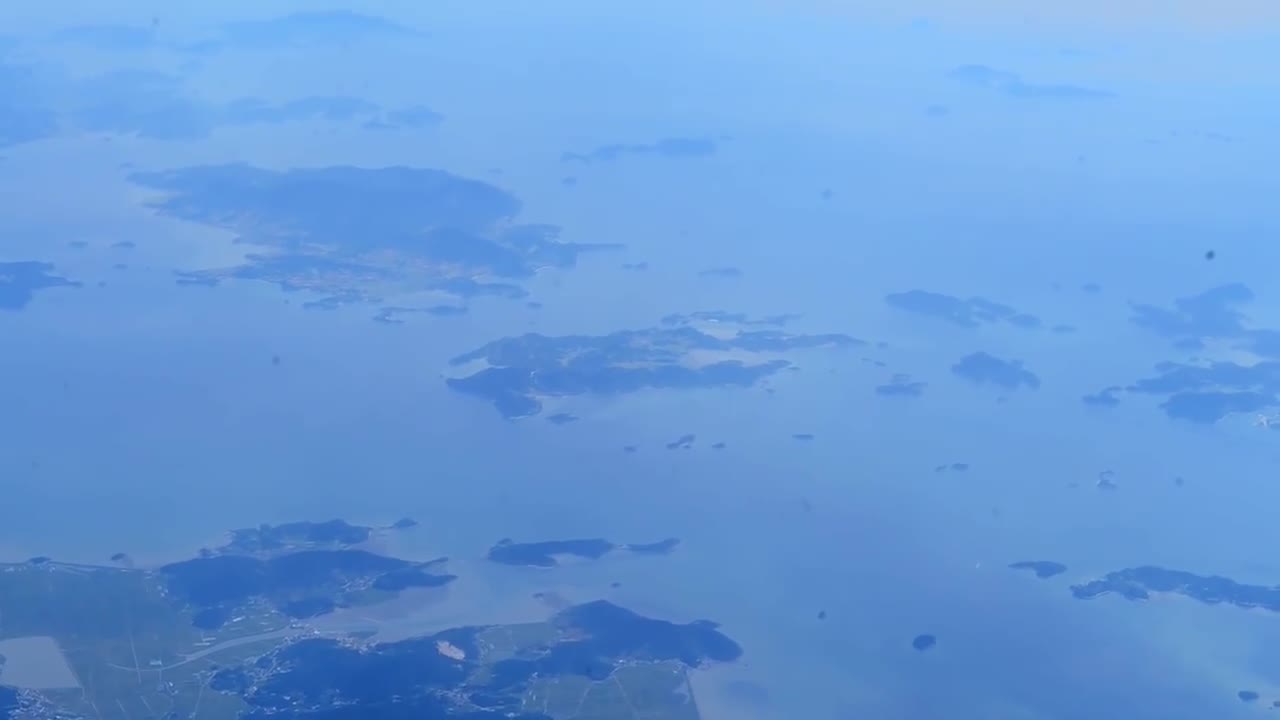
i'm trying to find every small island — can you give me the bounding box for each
[1009,561,1068,579]
[1070,566,1280,611]
[220,518,375,553]
[446,312,859,418]
[951,351,1041,391]
[912,634,937,651]
[487,537,681,568]
[163,520,456,630]
[1100,284,1280,423]
[666,434,696,450]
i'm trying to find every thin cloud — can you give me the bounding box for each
[746,0,1280,34]
[562,137,718,164]
[950,65,1113,100]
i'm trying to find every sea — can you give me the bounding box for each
[3,3,1280,718]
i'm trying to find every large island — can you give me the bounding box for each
[0,520,739,720]
[127,164,613,316]
[446,311,860,418]
[0,261,81,310]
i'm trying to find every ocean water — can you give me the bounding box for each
[4,149,1277,718]
[4,3,1280,718]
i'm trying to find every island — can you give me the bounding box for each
[220,518,375,553]
[1099,284,1280,422]
[0,261,81,310]
[487,537,681,568]
[209,599,739,719]
[951,352,1041,390]
[666,434,696,450]
[1009,561,1068,579]
[911,634,936,651]
[1070,566,1280,610]
[0,521,736,720]
[127,164,615,314]
[163,520,457,630]
[373,305,468,324]
[445,312,860,418]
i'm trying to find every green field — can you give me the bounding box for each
[0,562,290,720]
[523,661,699,720]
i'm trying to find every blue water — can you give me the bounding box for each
[4,3,1280,718]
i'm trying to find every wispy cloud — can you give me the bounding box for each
[50,12,421,54]
[950,65,1113,100]
[195,11,419,52]
[0,61,439,145]
[747,0,1280,34]
[562,137,718,164]
[885,289,1045,329]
